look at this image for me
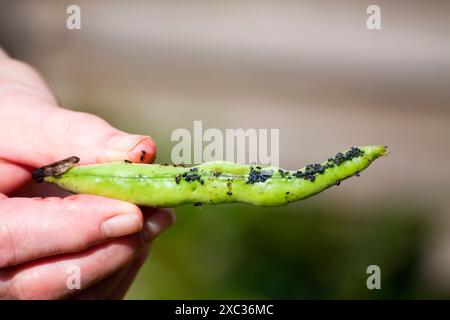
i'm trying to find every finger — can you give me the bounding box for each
[108,246,150,300]
[72,263,131,300]
[0,56,156,167]
[2,233,147,300]
[0,159,32,195]
[0,194,144,268]
[69,208,175,299]
[0,107,156,168]
[0,56,58,105]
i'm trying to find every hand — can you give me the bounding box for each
[0,47,176,299]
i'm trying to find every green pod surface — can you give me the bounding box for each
[34,145,387,207]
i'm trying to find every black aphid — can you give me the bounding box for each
[140,150,146,162]
[246,167,273,184]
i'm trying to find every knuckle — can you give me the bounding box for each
[62,111,111,145]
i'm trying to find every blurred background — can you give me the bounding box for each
[0,0,449,298]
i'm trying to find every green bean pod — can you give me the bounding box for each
[32,145,387,207]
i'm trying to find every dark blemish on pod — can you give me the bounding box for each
[175,175,181,184]
[172,163,185,167]
[355,171,360,177]
[194,202,202,207]
[124,160,132,164]
[284,192,290,202]
[279,169,289,178]
[335,181,341,186]
[226,179,233,195]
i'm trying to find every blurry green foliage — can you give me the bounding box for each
[126,200,435,299]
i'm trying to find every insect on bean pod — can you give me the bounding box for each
[32,145,388,207]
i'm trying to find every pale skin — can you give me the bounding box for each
[0,47,176,299]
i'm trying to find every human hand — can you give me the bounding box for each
[0,47,175,299]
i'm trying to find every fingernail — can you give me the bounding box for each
[107,134,155,163]
[102,214,143,238]
[107,134,145,152]
[128,137,156,163]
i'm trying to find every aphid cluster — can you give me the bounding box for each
[175,167,205,185]
[293,163,326,182]
[293,147,364,182]
[328,147,364,165]
[278,169,289,178]
[246,167,274,184]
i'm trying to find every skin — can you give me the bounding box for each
[36,145,387,207]
[0,47,175,299]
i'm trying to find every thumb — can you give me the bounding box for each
[0,52,156,167]
[0,106,156,167]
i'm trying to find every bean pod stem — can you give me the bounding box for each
[33,145,387,207]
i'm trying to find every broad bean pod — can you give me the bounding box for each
[32,145,387,207]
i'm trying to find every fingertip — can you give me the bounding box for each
[128,136,156,163]
[102,214,143,239]
[104,134,156,164]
